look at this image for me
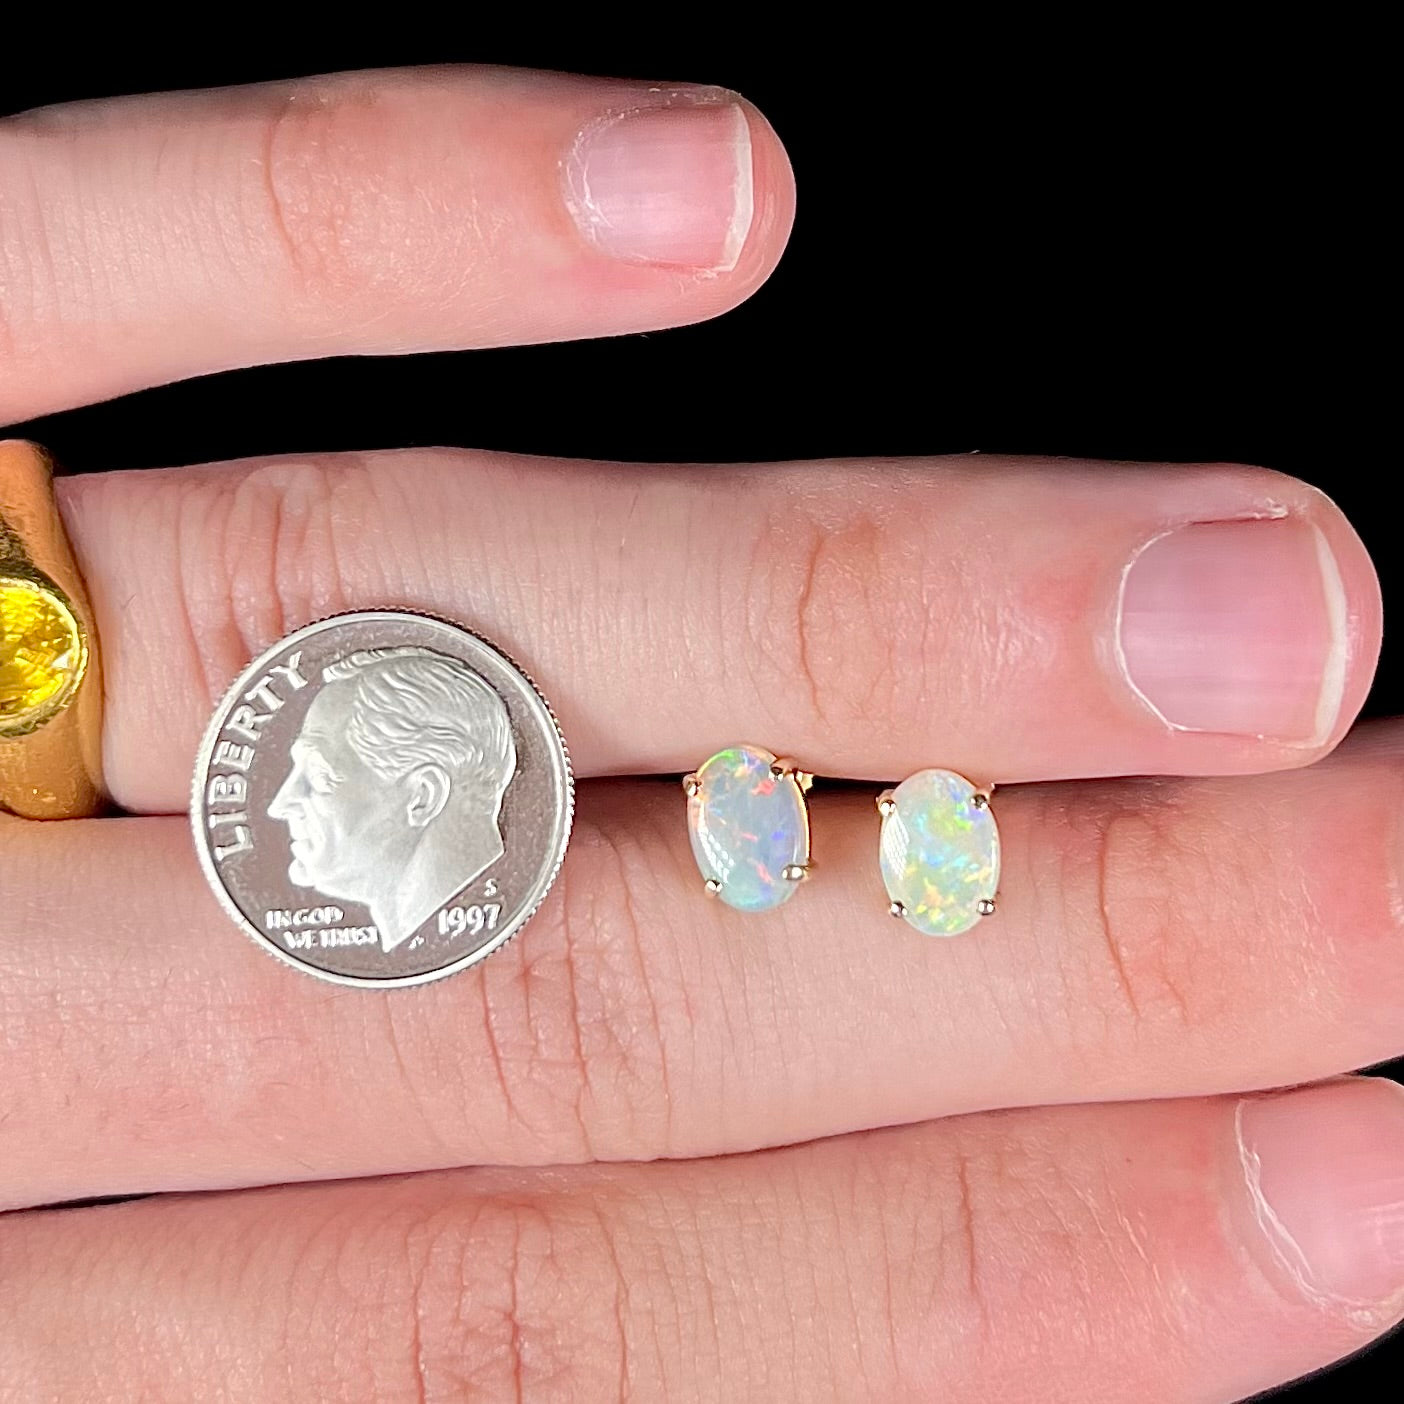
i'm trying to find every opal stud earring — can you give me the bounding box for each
[684,744,813,911]
[877,769,999,935]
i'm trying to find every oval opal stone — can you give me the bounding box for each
[879,769,999,936]
[688,745,809,912]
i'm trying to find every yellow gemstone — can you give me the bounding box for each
[0,577,85,735]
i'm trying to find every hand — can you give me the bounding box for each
[2,63,1399,1403]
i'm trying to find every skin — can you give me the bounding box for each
[1,64,1401,1403]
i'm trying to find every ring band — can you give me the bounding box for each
[0,440,105,818]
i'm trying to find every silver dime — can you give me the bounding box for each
[191,611,573,988]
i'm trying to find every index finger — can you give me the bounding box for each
[0,64,793,422]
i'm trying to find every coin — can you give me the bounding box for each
[191,611,573,988]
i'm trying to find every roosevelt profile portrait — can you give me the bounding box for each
[267,646,517,953]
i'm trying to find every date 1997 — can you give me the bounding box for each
[438,904,503,939]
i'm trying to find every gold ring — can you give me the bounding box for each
[0,440,105,818]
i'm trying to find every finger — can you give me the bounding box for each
[0,65,793,422]
[7,1085,1404,1403]
[6,728,1404,1207]
[51,447,1380,813]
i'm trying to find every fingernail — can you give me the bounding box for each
[1116,517,1347,743]
[1237,1081,1404,1319]
[564,95,754,272]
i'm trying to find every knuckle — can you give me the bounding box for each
[457,938,594,1162]
[404,1195,627,1403]
[883,1135,999,1350]
[1028,780,1216,1043]
[843,1132,1033,1388]
[515,811,684,1157]
[420,809,688,1165]
[887,1125,1121,1381]
[748,487,910,736]
[952,1128,1112,1348]
[177,457,361,704]
[258,88,363,299]
[254,78,461,322]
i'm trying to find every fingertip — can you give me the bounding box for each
[1234,1078,1404,1331]
[1108,464,1382,773]
[1298,481,1384,758]
[558,84,795,324]
[725,92,798,301]
[1234,479,1384,767]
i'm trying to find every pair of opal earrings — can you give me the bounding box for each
[682,743,1001,936]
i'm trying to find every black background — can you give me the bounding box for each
[4,29,1395,1402]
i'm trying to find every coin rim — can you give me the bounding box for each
[190,609,574,989]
